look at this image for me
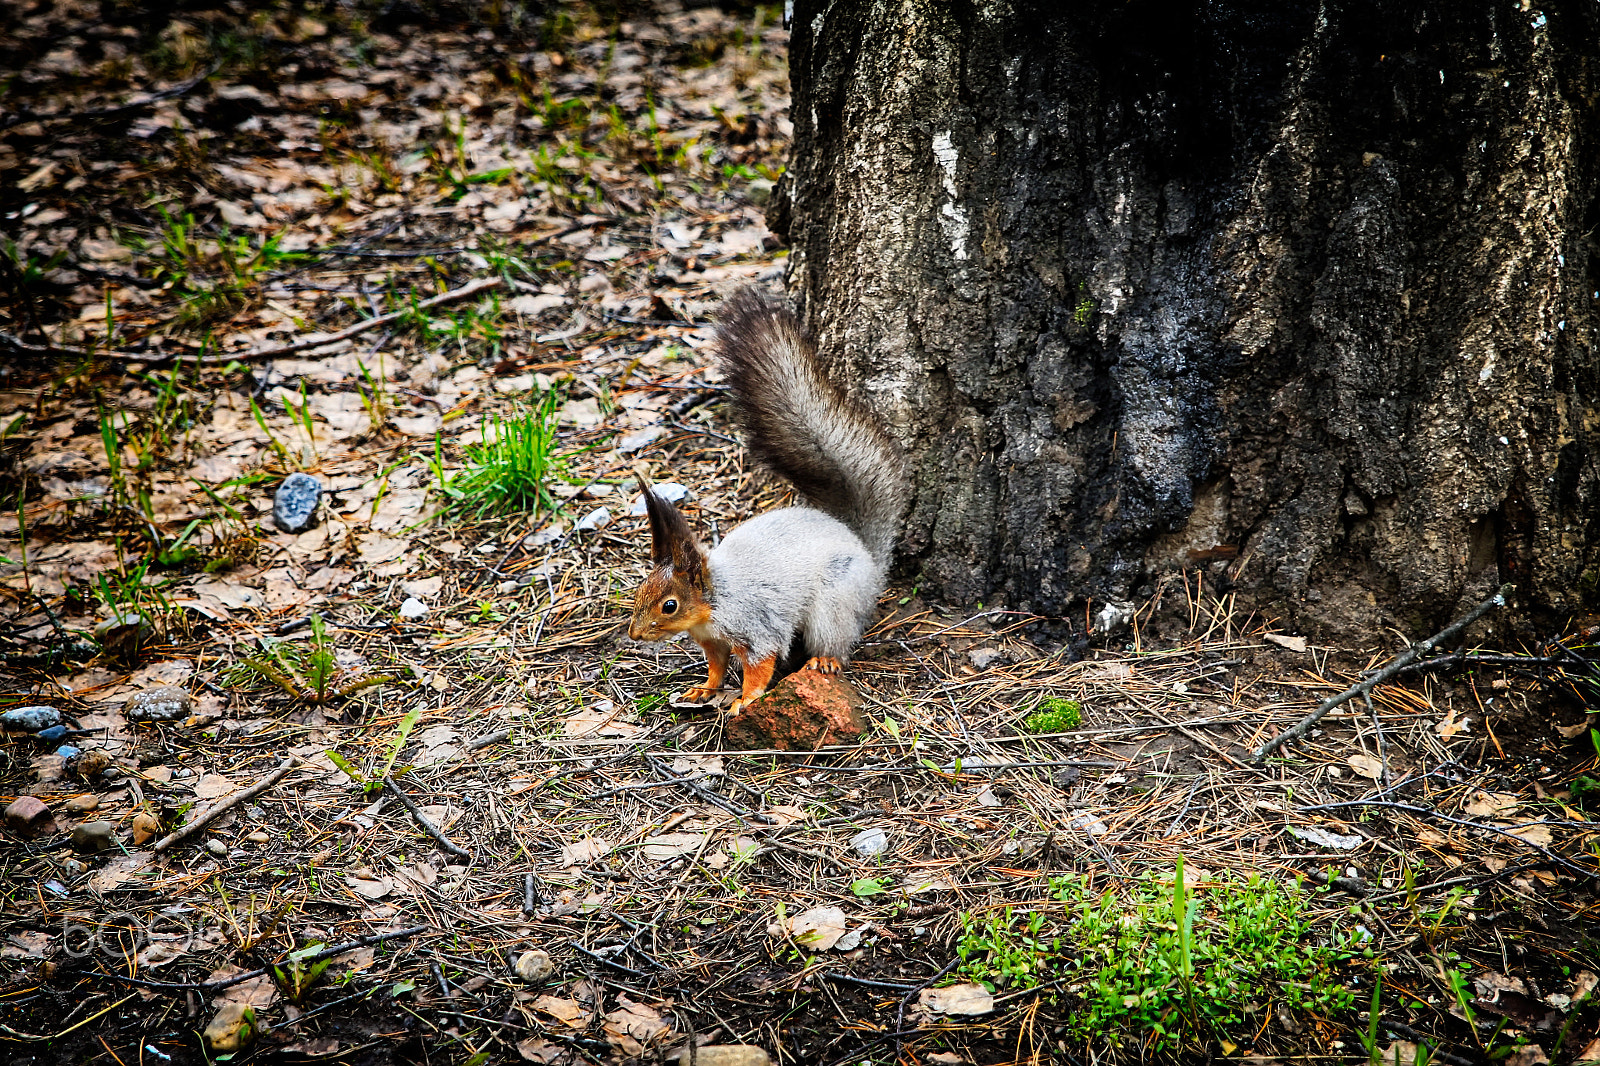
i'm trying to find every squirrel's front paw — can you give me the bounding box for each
[681,685,720,704]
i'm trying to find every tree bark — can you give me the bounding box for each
[771,0,1600,639]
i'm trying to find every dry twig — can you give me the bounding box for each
[153,758,303,853]
[1250,584,1511,762]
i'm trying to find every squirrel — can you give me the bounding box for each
[627,288,909,713]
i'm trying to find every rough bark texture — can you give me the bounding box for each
[772,1,1600,638]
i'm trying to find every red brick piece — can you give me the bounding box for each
[724,669,866,751]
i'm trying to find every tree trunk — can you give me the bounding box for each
[769,1,1600,639]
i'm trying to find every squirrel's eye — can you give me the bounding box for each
[661,599,678,615]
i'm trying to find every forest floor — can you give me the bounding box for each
[3,3,1600,1065]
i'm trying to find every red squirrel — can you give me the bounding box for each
[628,288,908,711]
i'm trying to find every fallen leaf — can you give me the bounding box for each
[604,995,671,1055]
[562,838,613,865]
[787,906,849,951]
[193,774,238,800]
[562,705,645,739]
[669,755,724,777]
[918,983,995,1016]
[516,1038,566,1063]
[641,832,708,861]
[1263,633,1307,652]
[345,875,393,900]
[1286,824,1365,850]
[1347,753,1384,780]
[1505,823,1553,847]
[532,995,591,1028]
[417,804,461,829]
[1464,790,1521,818]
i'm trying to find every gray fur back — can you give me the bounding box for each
[707,508,882,663]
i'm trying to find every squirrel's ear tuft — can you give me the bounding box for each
[643,485,706,586]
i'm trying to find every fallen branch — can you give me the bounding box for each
[1250,584,1512,763]
[383,775,473,862]
[154,758,302,853]
[0,275,504,368]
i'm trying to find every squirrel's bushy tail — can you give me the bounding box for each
[715,288,908,567]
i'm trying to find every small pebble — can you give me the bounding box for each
[71,820,115,853]
[513,948,555,984]
[131,812,163,844]
[574,505,611,532]
[126,685,193,723]
[55,745,82,760]
[1,706,62,732]
[273,472,324,533]
[629,482,691,515]
[850,827,889,857]
[206,839,228,857]
[71,749,112,778]
[5,796,58,838]
[34,754,68,785]
[60,859,88,876]
[399,597,428,621]
[245,830,271,844]
[63,794,100,814]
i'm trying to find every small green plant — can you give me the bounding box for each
[273,942,334,1002]
[850,877,892,898]
[234,614,394,704]
[1024,696,1082,733]
[957,907,1059,991]
[1073,295,1096,326]
[433,392,570,518]
[326,706,423,796]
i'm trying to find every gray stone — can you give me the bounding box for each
[1,706,61,732]
[126,685,192,722]
[71,820,115,852]
[273,472,324,533]
[849,827,889,856]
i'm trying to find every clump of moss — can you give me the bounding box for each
[1024,697,1082,733]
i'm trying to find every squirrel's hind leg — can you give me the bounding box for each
[802,655,843,674]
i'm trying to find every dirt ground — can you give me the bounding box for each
[3,3,1599,1064]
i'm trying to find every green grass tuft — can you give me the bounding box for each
[435,392,569,518]
[956,865,1358,1053]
